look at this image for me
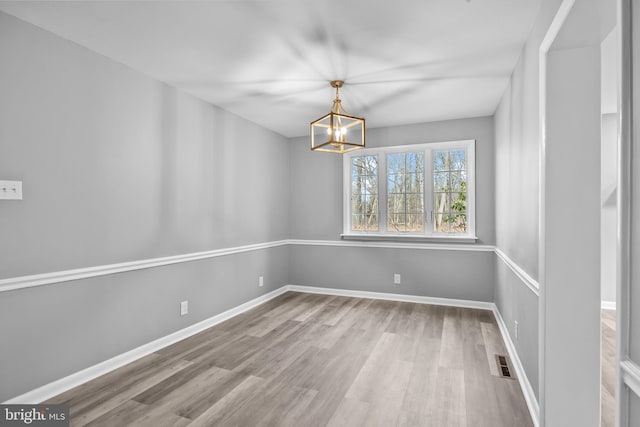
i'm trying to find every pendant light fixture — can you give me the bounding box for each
[310,80,365,153]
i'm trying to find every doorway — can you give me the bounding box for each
[539,0,618,425]
[600,20,619,427]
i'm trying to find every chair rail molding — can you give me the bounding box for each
[0,239,496,293]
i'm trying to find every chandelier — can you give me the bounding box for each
[310,80,366,153]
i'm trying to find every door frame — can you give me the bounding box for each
[617,0,637,425]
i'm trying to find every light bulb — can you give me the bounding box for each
[339,127,347,142]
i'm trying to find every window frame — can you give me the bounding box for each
[342,139,477,242]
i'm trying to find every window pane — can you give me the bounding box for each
[351,155,378,176]
[388,194,405,213]
[351,155,379,232]
[433,172,449,192]
[388,173,405,194]
[405,172,423,193]
[406,194,424,213]
[407,214,425,232]
[406,152,425,173]
[434,192,450,212]
[434,213,449,232]
[352,214,364,230]
[387,153,404,174]
[450,150,466,171]
[451,214,467,233]
[352,195,378,215]
[433,151,450,171]
[365,215,379,231]
[431,148,468,234]
[387,151,424,233]
[366,195,378,215]
[450,192,466,216]
[450,171,466,192]
[351,194,361,213]
[388,214,406,232]
[352,174,377,195]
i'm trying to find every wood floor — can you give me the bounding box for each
[601,309,616,427]
[44,292,533,426]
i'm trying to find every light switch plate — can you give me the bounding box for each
[0,180,22,200]
[180,301,188,316]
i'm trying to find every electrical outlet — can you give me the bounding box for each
[180,301,188,316]
[515,320,519,340]
[0,180,22,200]
[394,273,401,284]
[258,276,264,287]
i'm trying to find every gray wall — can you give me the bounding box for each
[544,43,601,427]
[0,11,290,279]
[0,12,290,401]
[287,117,496,302]
[289,117,495,245]
[630,0,640,411]
[0,247,288,402]
[494,0,562,281]
[493,0,563,401]
[601,25,619,306]
[632,393,640,427]
[494,258,539,396]
[601,113,617,304]
[290,246,495,302]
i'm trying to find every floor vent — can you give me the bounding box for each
[495,354,515,379]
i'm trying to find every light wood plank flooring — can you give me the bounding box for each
[44,292,534,426]
[601,309,616,427]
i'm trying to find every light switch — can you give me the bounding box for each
[180,301,188,316]
[0,180,22,200]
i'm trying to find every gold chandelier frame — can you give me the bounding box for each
[310,80,366,153]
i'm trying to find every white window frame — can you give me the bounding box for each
[342,139,477,242]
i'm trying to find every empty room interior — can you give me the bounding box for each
[2,0,640,426]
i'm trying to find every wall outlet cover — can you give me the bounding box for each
[180,301,188,316]
[0,180,22,200]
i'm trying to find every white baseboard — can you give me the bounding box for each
[601,301,616,310]
[492,307,540,427]
[4,286,289,404]
[286,284,495,310]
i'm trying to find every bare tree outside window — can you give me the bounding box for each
[433,149,467,233]
[387,152,424,232]
[351,155,378,231]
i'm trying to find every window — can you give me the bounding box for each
[343,140,476,240]
[350,155,379,232]
[387,151,425,232]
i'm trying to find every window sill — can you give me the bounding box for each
[340,233,479,244]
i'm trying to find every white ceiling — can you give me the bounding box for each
[0,0,541,138]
